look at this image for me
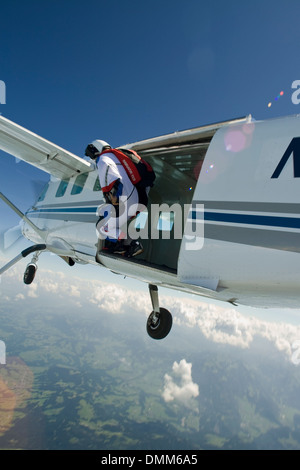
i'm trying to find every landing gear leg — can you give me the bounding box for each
[146,284,173,340]
[149,284,160,315]
[0,244,46,279]
[23,250,41,285]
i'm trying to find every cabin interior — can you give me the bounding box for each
[128,141,212,272]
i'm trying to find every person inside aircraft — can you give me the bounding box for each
[85,140,145,258]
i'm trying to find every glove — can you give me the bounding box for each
[106,180,123,205]
[111,180,123,199]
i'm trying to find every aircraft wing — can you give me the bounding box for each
[0,115,93,179]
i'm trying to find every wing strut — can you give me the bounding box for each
[0,244,47,276]
[0,192,45,239]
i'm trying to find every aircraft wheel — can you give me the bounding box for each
[23,264,37,285]
[147,308,172,340]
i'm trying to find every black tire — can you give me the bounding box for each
[23,264,37,285]
[146,308,172,340]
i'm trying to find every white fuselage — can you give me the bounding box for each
[22,115,300,309]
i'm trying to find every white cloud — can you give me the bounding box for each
[15,293,25,301]
[69,285,80,298]
[162,359,199,410]
[167,297,300,360]
[2,260,300,364]
[27,283,38,298]
[41,280,59,293]
[119,356,131,367]
[89,281,149,315]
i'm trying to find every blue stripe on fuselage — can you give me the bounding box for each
[28,206,300,230]
[191,210,300,229]
[27,207,98,214]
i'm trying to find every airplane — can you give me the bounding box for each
[1,113,300,340]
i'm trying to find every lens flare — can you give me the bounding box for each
[268,91,284,108]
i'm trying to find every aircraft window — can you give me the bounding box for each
[157,212,175,231]
[93,177,101,192]
[71,173,89,195]
[55,179,69,197]
[37,182,49,202]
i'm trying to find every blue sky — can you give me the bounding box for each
[1,0,300,146]
[1,0,300,217]
[0,0,300,233]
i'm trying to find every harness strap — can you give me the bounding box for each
[101,149,142,185]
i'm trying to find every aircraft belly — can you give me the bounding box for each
[178,234,300,307]
[96,252,223,301]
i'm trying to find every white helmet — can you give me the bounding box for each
[92,139,111,153]
[85,140,111,160]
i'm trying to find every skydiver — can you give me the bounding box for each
[85,140,146,258]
